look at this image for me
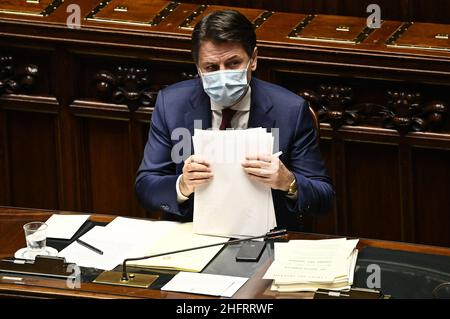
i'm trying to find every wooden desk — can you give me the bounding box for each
[1,206,450,299]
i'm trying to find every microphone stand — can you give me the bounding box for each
[121,229,287,281]
[94,229,287,288]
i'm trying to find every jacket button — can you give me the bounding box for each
[160,204,170,211]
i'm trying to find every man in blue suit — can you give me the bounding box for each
[135,10,334,231]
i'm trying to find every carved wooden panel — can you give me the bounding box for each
[268,66,449,134]
[72,53,197,111]
[0,56,39,96]
[300,86,448,134]
[0,44,55,96]
[94,67,159,112]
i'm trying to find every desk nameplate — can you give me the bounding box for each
[386,22,450,52]
[288,14,378,44]
[0,0,63,17]
[85,0,179,27]
[178,5,269,31]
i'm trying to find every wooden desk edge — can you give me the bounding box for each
[1,206,449,299]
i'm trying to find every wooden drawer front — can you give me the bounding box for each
[0,0,62,17]
[288,14,375,44]
[256,12,308,43]
[86,0,179,27]
[387,22,450,52]
[178,5,270,31]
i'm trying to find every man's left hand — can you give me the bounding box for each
[241,154,294,191]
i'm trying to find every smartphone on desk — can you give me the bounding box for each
[235,241,266,262]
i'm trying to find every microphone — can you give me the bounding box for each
[120,229,287,281]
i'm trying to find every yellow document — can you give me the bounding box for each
[129,222,225,272]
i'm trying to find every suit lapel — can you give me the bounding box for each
[185,86,212,137]
[248,79,276,129]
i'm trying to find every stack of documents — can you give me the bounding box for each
[263,238,359,292]
[192,128,277,238]
[59,217,225,272]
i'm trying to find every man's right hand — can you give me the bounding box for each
[179,155,213,197]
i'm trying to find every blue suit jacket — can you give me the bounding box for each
[135,77,335,231]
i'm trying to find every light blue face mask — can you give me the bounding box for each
[199,60,251,107]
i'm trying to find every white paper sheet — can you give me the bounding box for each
[45,214,91,239]
[193,128,277,237]
[161,272,248,297]
[59,226,133,270]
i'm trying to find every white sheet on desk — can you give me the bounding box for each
[161,272,248,297]
[59,219,225,271]
[58,219,179,270]
[58,226,133,270]
[45,214,90,239]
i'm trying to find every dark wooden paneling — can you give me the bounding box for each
[344,141,402,240]
[77,117,137,216]
[0,107,7,205]
[6,110,59,209]
[406,0,450,23]
[412,148,450,246]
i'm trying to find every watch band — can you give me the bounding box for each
[287,177,298,196]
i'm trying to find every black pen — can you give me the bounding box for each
[76,239,103,255]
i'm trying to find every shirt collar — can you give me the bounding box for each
[210,86,251,112]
